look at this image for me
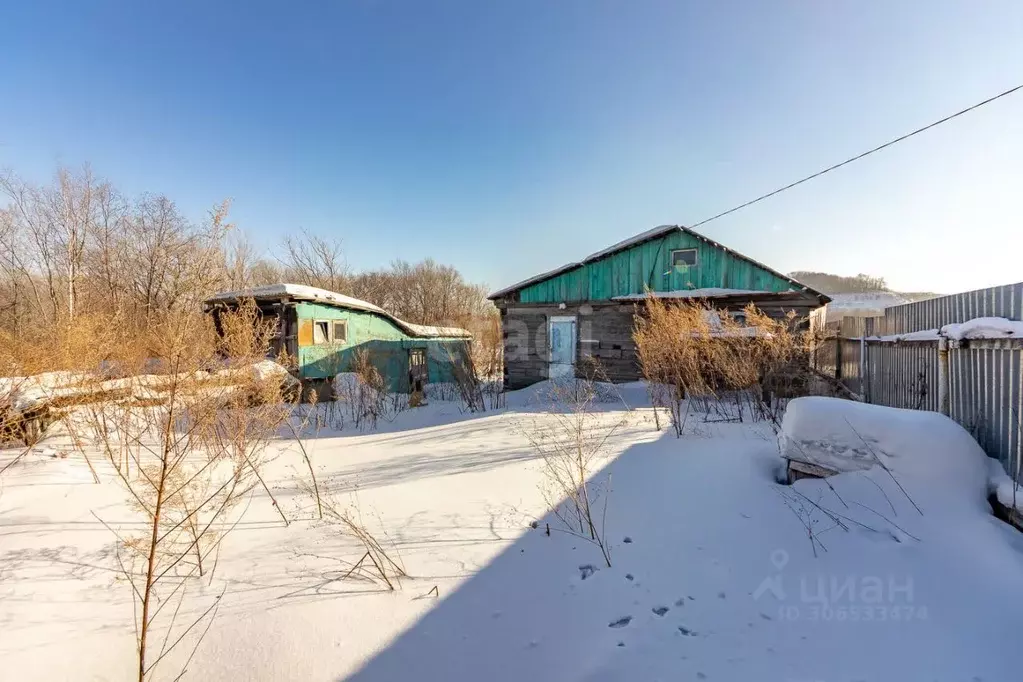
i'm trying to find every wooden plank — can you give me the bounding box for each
[297,319,313,347]
[786,459,838,483]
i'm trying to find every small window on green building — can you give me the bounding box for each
[332,320,348,344]
[313,320,329,344]
[671,248,698,270]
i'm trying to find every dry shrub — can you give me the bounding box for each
[0,303,296,682]
[447,343,485,413]
[525,364,628,567]
[633,297,813,434]
[445,340,505,413]
[467,313,503,383]
[332,349,408,431]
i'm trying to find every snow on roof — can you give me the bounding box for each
[206,284,471,339]
[489,226,679,300]
[207,284,386,314]
[582,224,677,262]
[487,263,583,300]
[612,288,780,302]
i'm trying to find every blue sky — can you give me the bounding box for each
[3,1,1022,294]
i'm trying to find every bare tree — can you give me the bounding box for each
[278,229,348,291]
[0,165,106,324]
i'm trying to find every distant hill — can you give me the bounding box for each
[788,271,889,294]
[788,271,941,322]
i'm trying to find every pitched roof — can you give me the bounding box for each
[205,284,472,339]
[488,224,828,302]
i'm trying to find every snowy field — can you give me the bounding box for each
[3,385,1023,681]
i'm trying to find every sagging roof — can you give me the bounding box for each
[205,284,472,339]
[488,224,829,303]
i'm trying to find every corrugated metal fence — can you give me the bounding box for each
[817,283,1023,477]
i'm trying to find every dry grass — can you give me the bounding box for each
[633,297,814,435]
[320,489,408,590]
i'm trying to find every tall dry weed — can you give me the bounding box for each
[633,297,813,434]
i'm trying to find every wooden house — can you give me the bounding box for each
[204,284,472,395]
[489,224,829,389]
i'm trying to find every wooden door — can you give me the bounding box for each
[408,348,428,393]
[548,316,577,379]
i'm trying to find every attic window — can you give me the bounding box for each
[332,320,348,344]
[671,248,698,270]
[313,320,330,344]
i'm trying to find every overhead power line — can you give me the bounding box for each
[689,82,1023,229]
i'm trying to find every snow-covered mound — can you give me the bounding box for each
[3,361,298,417]
[988,457,1023,515]
[873,316,1023,343]
[943,316,1023,340]
[779,397,989,496]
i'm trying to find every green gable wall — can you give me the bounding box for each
[518,230,796,303]
[293,301,468,391]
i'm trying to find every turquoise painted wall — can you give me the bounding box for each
[294,302,469,391]
[518,231,796,303]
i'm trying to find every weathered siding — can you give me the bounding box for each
[294,301,469,391]
[502,307,550,390]
[580,306,642,382]
[502,298,822,389]
[502,303,643,389]
[518,231,797,304]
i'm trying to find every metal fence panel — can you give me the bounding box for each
[825,282,1023,475]
[948,346,1022,474]
[864,343,939,412]
[874,282,1023,335]
[839,339,862,395]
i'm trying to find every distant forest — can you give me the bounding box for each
[788,271,940,301]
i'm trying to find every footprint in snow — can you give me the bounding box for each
[623,536,633,544]
[625,574,634,581]
[579,565,597,580]
[674,598,685,607]
[608,616,632,628]
[678,625,698,636]
[717,591,726,599]
[652,606,669,616]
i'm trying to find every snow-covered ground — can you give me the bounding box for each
[3,387,1023,681]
